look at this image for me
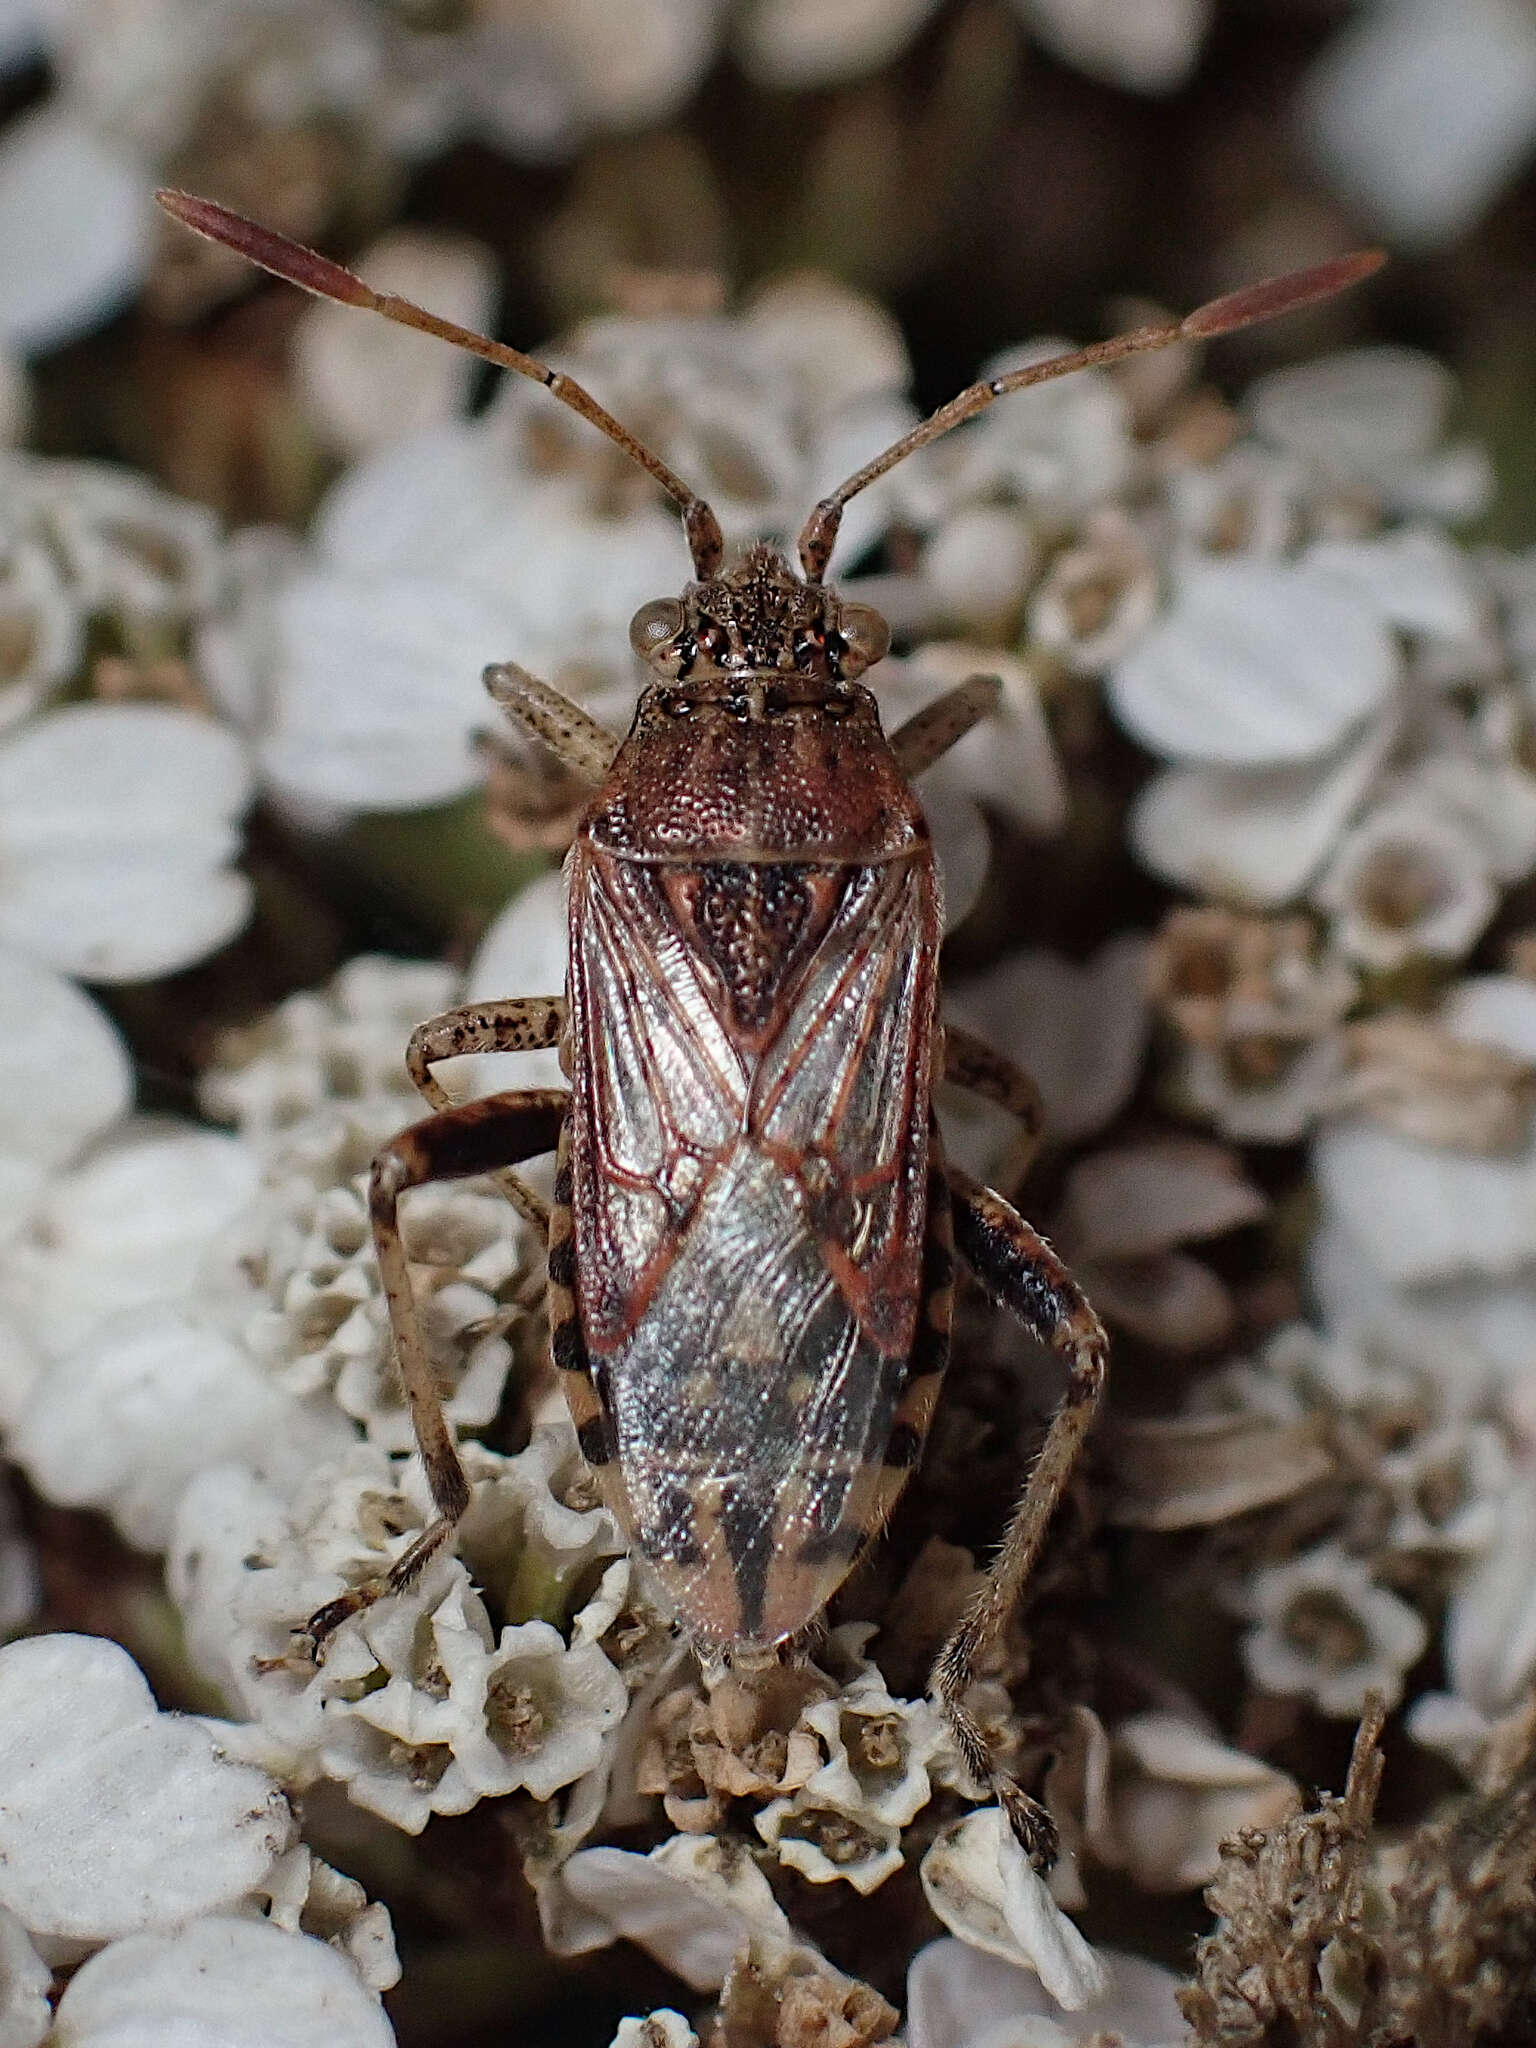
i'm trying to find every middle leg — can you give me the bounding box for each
[942,1023,1046,1197]
[406,996,567,1228]
[304,1085,569,1654]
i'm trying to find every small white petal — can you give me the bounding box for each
[946,937,1149,1153]
[295,231,499,460]
[1062,1139,1266,1262]
[0,948,129,1204]
[1314,1117,1536,1284]
[1301,526,1484,643]
[1018,0,1211,92]
[552,1835,793,1991]
[12,1302,341,1549]
[0,1636,294,1943]
[0,108,151,352]
[1130,711,1393,907]
[0,703,253,981]
[1300,0,1536,250]
[1109,557,1397,767]
[51,1916,394,2048]
[1245,346,1491,521]
[921,505,1039,641]
[908,1936,1186,2048]
[736,0,943,86]
[0,1903,49,2048]
[1443,1481,1536,1715]
[3,1127,259,1355]
[261,570,527,809]
[919,1807,1107,2010]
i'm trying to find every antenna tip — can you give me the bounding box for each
[1183,248,1386,340]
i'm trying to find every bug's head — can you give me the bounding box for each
[627,543,891,691]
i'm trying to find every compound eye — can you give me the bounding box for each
[837,602,891,678]
[629,597,687,664]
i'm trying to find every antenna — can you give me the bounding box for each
[796,248,1386,582]
[155,189,726,579]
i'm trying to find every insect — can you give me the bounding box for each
[159,189,1380,1860]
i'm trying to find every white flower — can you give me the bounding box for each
[0,1634,294,1945]
[1241,1543,1429,1717]
[256,1844,401,1997]
[1107,556,1398,768]
[939,341,1132,521]
[31,459,226,644]
[1029,507,1159,674]
[918,1807,1107,2010]
[611,2015,699,2048]
[1313,798,1498,969]
[170,1434,625,1826]
[756,1791,905,1894]
[0,106,152,351]
[1300,0,1536,253]
[49,1915,395,2048]
[796,1676,945,1830]
[201,953,459,1144]
[907,1936,1187,2048]
[0,701,253,982]
[295,229,499,462]
[0,948,130,1244]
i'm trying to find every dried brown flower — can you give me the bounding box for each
[710,1937,898,2048]
[1180,1698,1383,2047]
[1329,1011,1536,1153]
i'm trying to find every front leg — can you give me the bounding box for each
[930,1169,1108,1865]
[303,1086,568,1655]
[888,673,1002,779]
[483,661,621,781]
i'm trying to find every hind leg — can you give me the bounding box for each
[930,1169,1108,1866]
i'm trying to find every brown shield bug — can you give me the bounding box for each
[157,188,1380,1859]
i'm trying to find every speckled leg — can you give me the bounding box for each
[407,998,567,1229]
[483,661,621,780]
[302,1087,569,1657]
[942,1024,1046,1198]
[930,1169,1108,1867]
[888,674,1002,779]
